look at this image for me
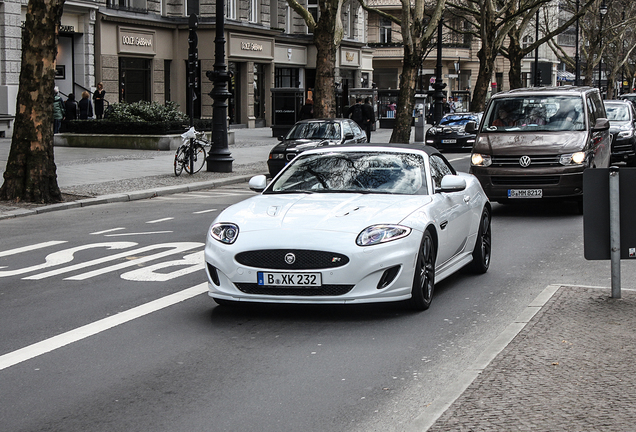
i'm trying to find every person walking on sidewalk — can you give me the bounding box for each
[53,86,65,134]
[78,91,93,120]
[362,97,375,142]
[348,98,368,130]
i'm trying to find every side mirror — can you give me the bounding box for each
[344,133,355,140]
[248,175,268,192]
[436,175,467,193]
[592,118,610,131]
[465,121,477,133]
[278,136,285,141]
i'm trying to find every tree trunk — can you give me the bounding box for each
[390,53,419,143]
[0,0,64,203]
[471,47,495,113]
[507,36,524,90]
[313,24,338,119]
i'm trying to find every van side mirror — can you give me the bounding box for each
[465,121,477,133]
[592,118,610,131]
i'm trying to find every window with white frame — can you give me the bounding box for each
[249,0,258,23]
[307,0,318,33]
[380,17,392,43]
[286,5,292,33]
[226,0,236,19]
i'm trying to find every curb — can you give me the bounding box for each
[406,284,562,432]
[0,174,256,220]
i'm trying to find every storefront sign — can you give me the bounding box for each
[118,27,156,55]
[229,34,274,59]
[242,42,263,51]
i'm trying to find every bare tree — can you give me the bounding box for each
[286,0,345,118]
[0,0,65,203]
[359,0,446,143]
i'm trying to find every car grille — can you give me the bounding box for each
[235,249,350,270]
[491,155,561,167]
[611,135,633,153]
[234,283,354,296]
[491,176,561,186]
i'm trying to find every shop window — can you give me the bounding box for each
[119,57,152,103]
[275,68,300,88]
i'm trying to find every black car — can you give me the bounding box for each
[425,113,482,152]
[604,100,636,165]
[267,118,367,177]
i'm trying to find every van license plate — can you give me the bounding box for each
[258,272,322,287]
[508,189,543,198]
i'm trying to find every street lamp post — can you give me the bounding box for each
[432,19,446,125]
[598,1,608,93]
[534,8,541,86]
[206,0,234,172]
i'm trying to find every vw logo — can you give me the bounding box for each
[519,155,532,167]
[284,253,296,265]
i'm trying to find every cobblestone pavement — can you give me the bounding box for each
[425,285,636,432]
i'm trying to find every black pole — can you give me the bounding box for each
[432,19,446,124]
[534,9,540,86]
[598,14,603,91]
[206,0,234,172]
[575,0,580,86]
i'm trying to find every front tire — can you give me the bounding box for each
[408,230,436,311]
[185,143,206,174]
[174,146,186,176]
[468,207,492,274]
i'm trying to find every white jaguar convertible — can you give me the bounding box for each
[204,144,491,310]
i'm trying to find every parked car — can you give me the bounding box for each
[425,112,482,152]
[467,86,611,209]
[618,93,636,110]
[604,100,636,165]
[205,144,491,311]
[267,119,367,177]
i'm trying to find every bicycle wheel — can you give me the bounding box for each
[185,143,206,174]
[174,146,187,176]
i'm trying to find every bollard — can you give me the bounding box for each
[609,166,621,298]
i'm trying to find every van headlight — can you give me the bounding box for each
[559,152,586,165]
[471,153,492,167]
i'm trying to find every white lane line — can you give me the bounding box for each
[147,218,174,224]
[193,209,218,214]
[104,231,173,237]
[0,283,208,371]
[0,241,67,258]
[90,228,125,235]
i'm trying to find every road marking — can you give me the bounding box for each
[90,228,125,235]
[0,283,208,371]
[104,231,173,237]
[0,241,67,258]
[193,209,218,214]
[146,217,174,224]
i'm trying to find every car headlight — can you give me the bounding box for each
[618,130,634,138]
[471,153,492,167]
[559,152,586,165]
[356,225,411,246]
[210,223,239,244]
[269,153,285,160]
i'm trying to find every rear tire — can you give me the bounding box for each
[185,143,206,174]
[469,207,492,274]
[408,230,436,311]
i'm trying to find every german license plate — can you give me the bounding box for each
[257,272,322,287]
[508,189,543,198]
[441,139,457,144]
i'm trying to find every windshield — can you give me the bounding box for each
[605,105,631,121]
[267,151,427,195]
[482,96,585,132]
[285,122,342,140]
[439,115,479,126]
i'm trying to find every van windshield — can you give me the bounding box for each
[483,96,585,132]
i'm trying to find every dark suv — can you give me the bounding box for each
[604,100,636,165]
[467,86,611,206]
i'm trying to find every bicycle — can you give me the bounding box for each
[174,127,210,176]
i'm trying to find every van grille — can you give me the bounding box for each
[491,176,561,186]
[491,155,561,167]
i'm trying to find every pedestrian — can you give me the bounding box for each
[93,82,106,119]
[78,91,94,120]
[299,98,314,120]
[362,97,375,142]
[62,93,78,132]
[53,86,65,134]
[348,97,367,129]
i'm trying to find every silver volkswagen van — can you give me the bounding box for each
[467,86,611,206]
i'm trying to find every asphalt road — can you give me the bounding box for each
[2,155,634,432]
